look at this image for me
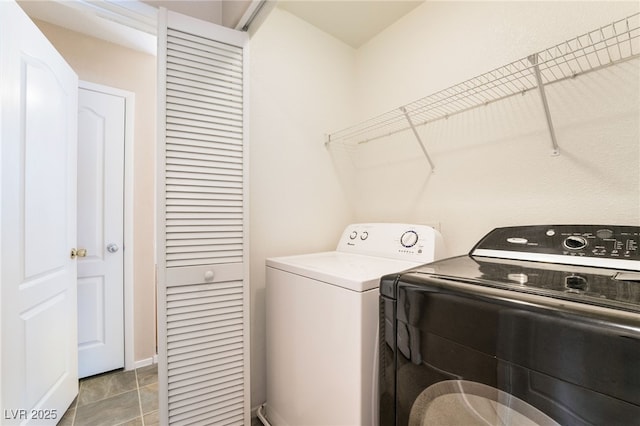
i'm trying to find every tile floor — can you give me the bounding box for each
[58,365,158,426]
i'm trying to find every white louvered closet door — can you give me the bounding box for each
[157,9,250,426]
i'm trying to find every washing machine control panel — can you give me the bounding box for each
[337,223,445,263]
[472,225,640,270]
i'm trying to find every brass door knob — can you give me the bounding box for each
[71,248,88,259]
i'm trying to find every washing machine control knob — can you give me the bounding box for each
[349,231,358,240]
[563,235,588,250]
[400,230,419,248]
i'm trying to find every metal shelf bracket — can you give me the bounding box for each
[401,106,436,172]
[528,53,561,156]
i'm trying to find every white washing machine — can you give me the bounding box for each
[264,223,445,426]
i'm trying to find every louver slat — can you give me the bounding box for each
[167,102,242,125]
[164,27,244,270]
[159,10,248,426]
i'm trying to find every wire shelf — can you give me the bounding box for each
[326,13,640,147]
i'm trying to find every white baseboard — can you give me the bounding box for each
[134,354,158,369]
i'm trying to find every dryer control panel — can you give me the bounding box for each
[472,225,640,271]
[336,223,446,263]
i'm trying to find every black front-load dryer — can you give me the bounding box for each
[379,225,640,426]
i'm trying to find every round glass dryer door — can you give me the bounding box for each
[409,381,560,426]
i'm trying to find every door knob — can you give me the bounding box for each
[71,248,87,259]
[107,243,119,253]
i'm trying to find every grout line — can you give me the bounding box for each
[136,367,145,426]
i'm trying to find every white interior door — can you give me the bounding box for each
[0,1,79,423]
[77,85,125,378]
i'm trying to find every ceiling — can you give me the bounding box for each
[18,0,424,54]
[278,1,422,48]
[18,0,159,55]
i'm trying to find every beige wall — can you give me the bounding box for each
[222,0,253,28]
[34,20,157,363]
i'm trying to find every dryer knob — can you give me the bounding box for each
[401,230,419,248]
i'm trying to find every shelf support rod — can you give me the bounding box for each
[528,53,560,156]
[400,107,436,171]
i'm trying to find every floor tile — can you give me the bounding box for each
[61,366,160,425]
[136,364,158,387]
[74,389,140,426]
[78,369,138,406]
[139,382,159,414]
[115,417,143,426]
[57,407,74,426]
[143,410,159,426]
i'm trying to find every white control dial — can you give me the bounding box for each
[400,230,419,248]
[360,231,369,240]
[349,231,358,240]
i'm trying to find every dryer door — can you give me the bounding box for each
[408,380,558,426]
[394,278,640,426]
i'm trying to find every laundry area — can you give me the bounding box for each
[249,1,640,313]
[251,1,640,424]
[1,1,639,425]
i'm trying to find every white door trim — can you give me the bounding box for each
[79,80,135,371]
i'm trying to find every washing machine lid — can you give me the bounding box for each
[266,251,420,292]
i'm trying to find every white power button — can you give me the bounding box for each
[400,230,419,248]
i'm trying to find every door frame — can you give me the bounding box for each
[79,80,135,371]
